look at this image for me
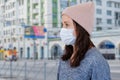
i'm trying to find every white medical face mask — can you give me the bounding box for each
[60,28,76,45]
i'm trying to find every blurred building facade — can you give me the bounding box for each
[0,0,64,60]
[79,0,120,31]
[0,0,120,60]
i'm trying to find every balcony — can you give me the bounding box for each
[33,8,39,13]
[33,19,39,24]
[33,0,39,4]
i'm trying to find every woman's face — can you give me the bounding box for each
[62,15,76,36]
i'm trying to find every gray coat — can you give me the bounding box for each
[57,47,111,80]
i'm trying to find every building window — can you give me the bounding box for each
[19,28,21,32]
[13,28,15,33]
[107,10,112,16]
[96,18,102,25]
[13,11,15,16]
[114,3,120,8]
[70,0,77,6]
[115,12,120,26]
[96,27,102,31]
[19,0,23,6]
[13,2,15,7]
[4,31,5,35]
[8,39,10,42]
[5,0,7,2]
[6,6,7,10]
[60,0,68,9]
[96,9,102,14]
[52,0,58,27]
[107,2,112,7]
[22,0,24,5]
[107,19,112,24]
[119,3,120,8]
[20,37,22,41]
[96,0,102,6]
[12,37,17,42]
[13,20,15,25]
[4,39,6,43]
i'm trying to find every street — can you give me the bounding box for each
[108,60,120,80]
[0,60,119,80]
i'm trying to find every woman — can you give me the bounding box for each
[58,2,111,80]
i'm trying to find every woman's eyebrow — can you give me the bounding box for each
[64,21,70,24]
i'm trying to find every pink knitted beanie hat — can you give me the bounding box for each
[62,2,95,35]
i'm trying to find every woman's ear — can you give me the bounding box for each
[73,20,76,30]
[72,21,77,37]
[73,21,76,27]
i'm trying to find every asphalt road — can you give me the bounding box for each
[108,60,120,80]
[0,60,119,80]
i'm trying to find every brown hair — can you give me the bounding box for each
[61,20,95,68]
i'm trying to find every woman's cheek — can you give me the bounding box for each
[73,30,76,37]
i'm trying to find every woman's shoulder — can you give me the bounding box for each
[85,47,106,63]
[85,47,109,67]
[85,47,105,60]
[85,48,111,80]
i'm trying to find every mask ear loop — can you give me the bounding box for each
[72,20,76,32]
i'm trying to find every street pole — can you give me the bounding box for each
[0,6,5,54]
[24,32,25,60]
[16,0,19,58]
[46,30,49,59]
[44,27,49,59]
[22,25,26,60]
[21,24,30,60]
[10,61,13,78]
[33,38,36,62]
[3,0,6,53]
[68,0,70,6]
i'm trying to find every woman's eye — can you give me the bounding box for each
[66,24,69,26]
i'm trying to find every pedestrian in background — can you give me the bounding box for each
[58,2,111,80]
